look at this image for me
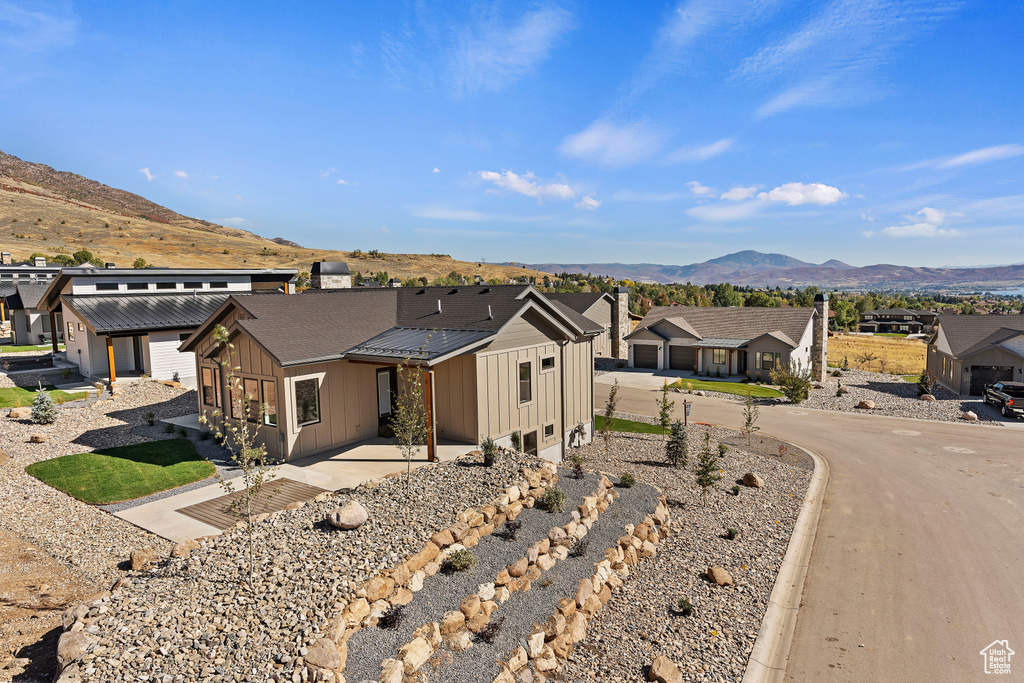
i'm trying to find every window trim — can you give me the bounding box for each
[66,321,75,343]
[209,281,229,289]
[201,366,221,407]
[289,373,325,429]
[543,423,554,439]
[540,356,555,372]
[126,282,149,291]
[262,379,278,427]
[95,282,118,292]
[712,348,727,365]
[243,377,260,423]
[518,361,532,404]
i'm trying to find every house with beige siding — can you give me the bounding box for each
[37,266,297,388]
[927,315,1024,395]
[625,295,829,382]
[180,285,601,463]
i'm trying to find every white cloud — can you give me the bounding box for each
[560,120,667,168]
[364,226,391,234]
[667,137,734,163]
[337,179,350,185]
[411,205,554,223]
[575,196,601,211]
[319,167,339,179]
[607,190,684,202]
[478,170,574,201]
[755,75,842,118]
[0,3,76,54]
[447,7,574,97]
[174,170,188,179]
[432,167,441,174]
[938,144,1024,168]
[757,182,846,206]
[721,185,758,201]
[234,194,244,203]
[879,207,962,238]
[139,167,154,181]
[221,217,252,227]
[687,181,715,196]
[686,201,761,222]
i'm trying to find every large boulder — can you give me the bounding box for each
[742,472,764,488]
[649,655,683,683]
[328,500,368,529]
[919,393,936,402]
[304,638,344,672]
[961,411,978,421]
[7,407,31,419]
[130,547,155,571]
[56,632,95,671]
[707,566,734,586]
[856,400,875,410]
[170,539,199,558]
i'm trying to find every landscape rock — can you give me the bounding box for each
[56,632,94,670]
[305,638,344,672]
[29,434,47,443]
[380,658,404,683]
[961,411,978,421]
[170,539,199,558]
[648,655,683,683]
[399,636,432,674]
[856,400,876,410]
[129,547,155,570]
[707,566,734,586]
[920,393,936,401]
[742,472,764,488]
[327,500,368,529]
[8,407,31,419]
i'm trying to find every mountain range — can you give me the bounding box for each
[525,250,1024,291]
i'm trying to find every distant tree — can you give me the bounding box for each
[72,249,95,265]
[133,257,148,269]
[353,272,365,286]
[28,252,47,261]
[712,283,742,307]
[743,291,780,308]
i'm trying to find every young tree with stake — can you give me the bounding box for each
[602,379,619,452]
[656,380,675,441]
[742,387,760,446]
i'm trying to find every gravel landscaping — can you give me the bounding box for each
[0,383,198,587]
[64,450,543,681]
[561,423,813,682]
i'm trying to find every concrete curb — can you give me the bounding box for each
[741,440,830,683]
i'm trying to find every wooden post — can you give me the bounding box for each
[106,336,116,384]
[424,368,436,462]
[49,312,59,353]
[0,299,6,323]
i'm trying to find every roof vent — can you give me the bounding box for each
[487,305,493,320]
[437,299,442,314]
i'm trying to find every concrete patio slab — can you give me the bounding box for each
[114,436,477,541]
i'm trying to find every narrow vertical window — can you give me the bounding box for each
[519,361,532,403]
[262,380,277,426]
[244,377,259,422]
[201,367,216,406]
[295,378,321,426]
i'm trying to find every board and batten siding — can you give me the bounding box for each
[562,337,593,434]
[433,354,478,443]
[476,341,561,453]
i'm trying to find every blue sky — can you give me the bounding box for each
[2,1,1023,268]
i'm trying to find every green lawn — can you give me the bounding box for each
[26,439,215,504]
[595,415,668,435]
[902,375,920,383]
[0,385,87,409]
[0,343,66,353]
[666,378,783,398]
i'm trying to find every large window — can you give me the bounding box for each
[201,367,221,407]
[263,380,277,426]
[519,362,532,403]
[66,321,75,343]
[712,349,727,365]
[756,352,783,371]
[295,378,321,426]
[243,378,259,422]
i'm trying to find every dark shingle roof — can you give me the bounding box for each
[63,293,233,334]
[635,306,813,348]
[9,284,51,310]
[936,314,1024,357]
[544,292,608,315]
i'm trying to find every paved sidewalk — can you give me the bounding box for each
[115,437,476,541]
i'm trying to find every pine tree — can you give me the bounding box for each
[656,381,675,441]
[601,379,619,452]
[741,388,760,446]
[665,420,688,468]
[694,432,722,506]
[31,388,59,425]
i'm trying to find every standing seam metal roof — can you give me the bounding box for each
[345,328,495,360]
[62,293,234,334]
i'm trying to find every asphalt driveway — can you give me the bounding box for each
[598,383,1024,682]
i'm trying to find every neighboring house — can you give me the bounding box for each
[310,261,351,289]
[0,255,61,326]
[927,315,1024,395]
[858,308,938,334]
[180,285,602,463]
[545,288,630,359]
[625,295,829,382]
[38,266,297,387]
[5,284,54,345]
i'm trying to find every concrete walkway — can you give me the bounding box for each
[115,437,476,542]
[596,368,747,390]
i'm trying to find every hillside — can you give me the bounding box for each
[0,151,551,282]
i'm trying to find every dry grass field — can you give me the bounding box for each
[828,333,927,375]
[0,176,552,282]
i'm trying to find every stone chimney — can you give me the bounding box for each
[310,261,351,289]
[812,292,829,382]
[611,286,631,360]
[1,252,11,266]
[33,256,46,267]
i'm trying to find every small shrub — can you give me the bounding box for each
[510,430,521,452]
[538,487,566,513]
[443,549,476,572]
[831,369,842,377]
[30,389,58,425]
[571,453,584,479]
[60,368,73,379]
[725,527,739,540]
[176,427,188,438]
[482,436,497,467]
[731,485,740,496]
[718,443,729,456]
[619,472,636,488]
[503,519,522,541]
[770,360,813,404]
[570,538,589,558]
[144,411,156,426]
[677,598,694,617]
[477,616,505,644]
[836,380,843,398]
[163,423,175,434]
[199,430,211,441]
[378,605,404,630]
[917,369,936,397]
[686,380,693,394]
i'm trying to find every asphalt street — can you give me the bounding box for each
[596,383,1024,682]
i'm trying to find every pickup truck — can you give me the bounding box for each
[983,381,1024,419]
